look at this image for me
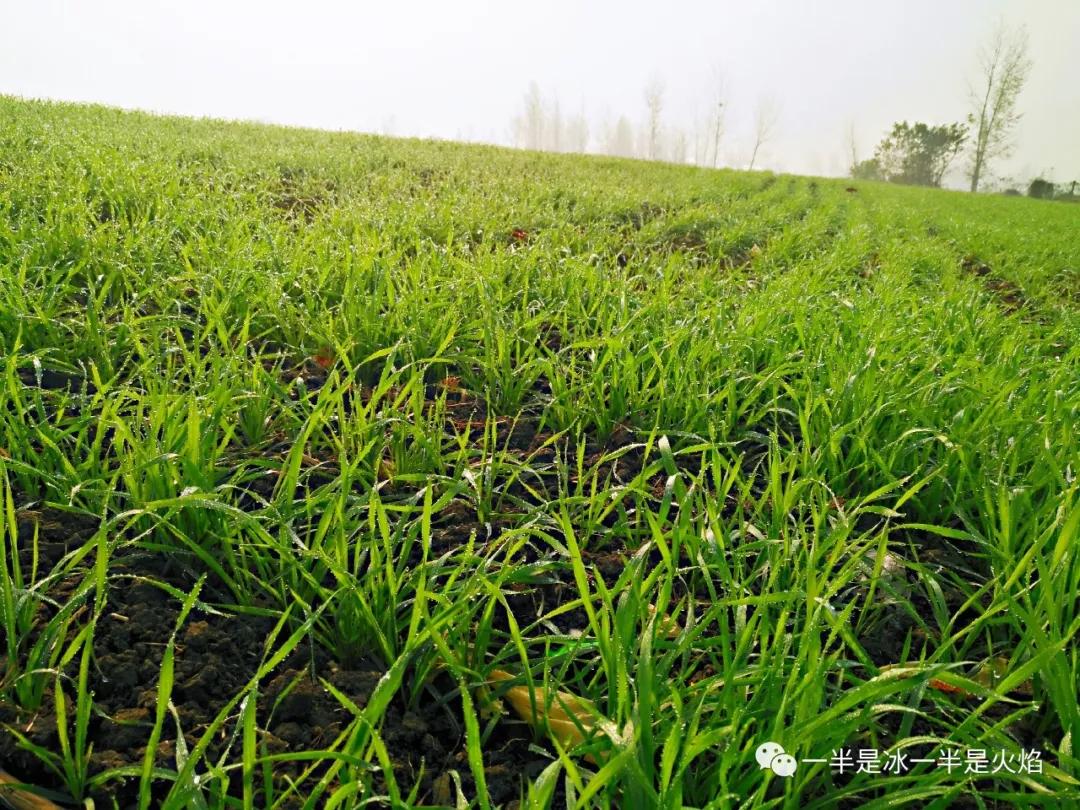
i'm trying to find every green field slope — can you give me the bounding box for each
[1,97,1078,809]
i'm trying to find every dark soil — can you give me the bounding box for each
[961,255,1029,313]
[0,506,561,808]
[16,367,97,395]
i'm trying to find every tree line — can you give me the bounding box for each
[509,21,1072,196]
[510,70,777,172]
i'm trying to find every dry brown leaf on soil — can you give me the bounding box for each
[430,772,454,807]
[881,658,1033,698]
[0,769,63,810]
[646,604,681,638]
[970,657,1034,696]
[312,347,335,369]
[376,456,396,482]
[486,669,604,764]
[927,657,1034,698]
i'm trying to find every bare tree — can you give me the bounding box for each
[692,109,705,166]
[606,115,636,157]
[671,129,688,164]
[635,122,650,160]
[967,22,1031,193]
[565,103,589,153]
[644,76,664,160]
[747,98,778,171]
[549,98,563,152]
[709,100,726,167]
[707,68,727,168]
[846,121,859,174]
[520,81,544,150]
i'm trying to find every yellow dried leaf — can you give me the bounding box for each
[0,768,63,810]
[646,604,681,638]
[431,772,453,807]
[376,456,396,482]
[880,659,1033,699]
[972,657,1033,696]
[487,669,601,762]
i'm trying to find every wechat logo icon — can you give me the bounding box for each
[756,741,798,777]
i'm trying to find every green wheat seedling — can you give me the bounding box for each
[0,96,1077,808]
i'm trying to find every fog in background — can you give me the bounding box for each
[3,1,1077,188]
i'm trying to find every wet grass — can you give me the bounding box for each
[0,96,1079,808]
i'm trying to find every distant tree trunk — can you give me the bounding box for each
[969,75,993,192]
[847,122,859,175]
[711,101,724,168]
[672,129,688,164]
[608,116,635,157]
[550,99,562,152]
[566,104,589,153]
[706,66,727,168]
[523,82,544,151]
[644,77,664,160]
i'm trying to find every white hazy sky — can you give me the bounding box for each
[3,1,1078,185]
